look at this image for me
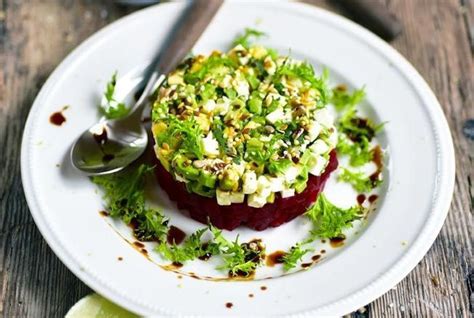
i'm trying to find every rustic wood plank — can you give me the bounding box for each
[0,1,132,317]
[0,0,472,317]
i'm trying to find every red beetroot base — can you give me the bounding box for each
[155,150,338,231]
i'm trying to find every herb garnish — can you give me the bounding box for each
[156,116,204,160]
[306,194,363,239]
[156,228,218,264]
[232,28,266,48]
[338,167,382,193]
[100,72,130,119]
[282,243,312,271]
[91,164,169,242]
[210,225,264,277]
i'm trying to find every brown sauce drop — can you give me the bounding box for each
[320,249,326,254]
[99,210,109,217]
[225,302,233,309]
[248,293,254,298]
[369,146,384,186]
[311,254,321,261]
[329,237,345,248]
[198,243,212,261]
[49,111,66,126]
[167,226,186,245]
[301,262,313,269]
[368,194,379,203]
[357,194,366,205]
[266,250,287,267]
[133,241,145,248]
[321,239,326,244]
[260,286,267,291]
[102,153,115,163]
[141,248,148,255]
[334,84,348,92]
[117,257,123,261]
[93,128,108,145]
[190,273,200,280]
[172,262,183,268]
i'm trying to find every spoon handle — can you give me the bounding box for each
[133,0,223,114]
[157,0,224,75]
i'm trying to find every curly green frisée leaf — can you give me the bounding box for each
[232,28,266,49]
[100,72,130,119]
[91,165,169,242]
[210,225,265,277]
[306,193,363,239]
[156,228,219,264]
[338,167,382,193]
[282,243,312,271]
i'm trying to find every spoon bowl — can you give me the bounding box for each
[71,115,148,175]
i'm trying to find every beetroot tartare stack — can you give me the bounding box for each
[151,43,338,231]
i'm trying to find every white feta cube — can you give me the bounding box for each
[242,171,258,194]
[310,140,329,155]
[308,155,329,176]
[216,189,232,206]
[202,132,219,157]
[281,188,295,198]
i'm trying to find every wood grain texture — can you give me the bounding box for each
[0,0,472,317]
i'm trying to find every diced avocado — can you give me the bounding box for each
[267,192,275,203]
[246,75,260,90]
[247,138,263,151]
[224,88,237,99]
[200,83,216,100]
[267,159,292,175]
[219,168,240,191]
[248,94,262,114]
[173,155,200,181]
[198,171,217,188]
[186,181,215,198]
[294,166,309,193]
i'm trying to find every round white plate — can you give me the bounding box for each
[21,1,455,316]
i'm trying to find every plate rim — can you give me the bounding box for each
[20,1,455,316]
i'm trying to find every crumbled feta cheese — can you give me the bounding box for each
[202,99,216,113]
[327,128,338,147]
[216,189,232,206]
[307,121,322,140]
[220,74,232,88]
[248,192,268,208]
[266,107,290,124]
[242,171,258,194]
[202,132,219,157]
[315,108,335,127]
[234,79,249,97]
[281,188,295,198]
[215,97,230,115]
[238,56,250,65]
[256,175,272,195]
[268,177,285,192]
[229,192,245,203]
[308,155,328,176]
[283,166,299,183]
[310,140,329,155]
[233,162,246,176]
[263,56,276,75]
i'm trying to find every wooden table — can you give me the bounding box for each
[0,0,472,316]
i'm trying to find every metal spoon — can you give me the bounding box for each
[71,0,223,175]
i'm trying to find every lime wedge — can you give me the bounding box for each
[65,293,139,318]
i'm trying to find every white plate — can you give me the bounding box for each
[21,1,455,316]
